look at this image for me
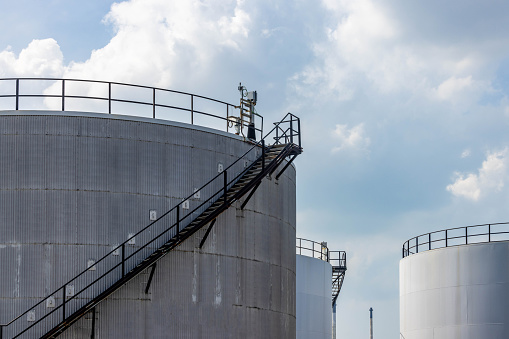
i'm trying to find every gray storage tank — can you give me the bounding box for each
[0,79,301,338]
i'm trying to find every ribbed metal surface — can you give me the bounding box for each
[0,111,296,338]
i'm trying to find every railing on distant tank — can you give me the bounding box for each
[296,238,346,267]
[0,78,263,137]
[402,222,509,258]
[296,237,330,261]
[0,111,300,339]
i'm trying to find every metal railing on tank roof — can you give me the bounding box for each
[0,77,263,137]
[402,222,509,258]
[296,238,346,268]
[296,237,330,261]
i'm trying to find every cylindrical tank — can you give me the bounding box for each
[400,241,509,338]
[296,246,332,339]
[0,110,296,338]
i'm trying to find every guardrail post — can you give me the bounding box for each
[152,88,156,118]
[61,79,65,111]
[261,139,265,172]
[465,227,468,244]
[429,233,431,250]
[176,207,180,241]
[297,116,301,148]
[15,78,19,110]
[489,224,491,242]
[109,82,112,114]
[121,243,125,278]
[62,286,66,321]
[445,230,448,247]
[290,115,294,144]
[223,170,227,206]
[402,246,404,258]
[416,237,418,253]
[191,95,194,125]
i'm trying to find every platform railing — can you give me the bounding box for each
[296,238,330,261]
[0,78,263,137]
[329,251,347,270]
[402,222,509,258]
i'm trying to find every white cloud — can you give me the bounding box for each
[331,123,370,153]
[62,0,252,87]
[461,149,471,158]
[0,39,64,77]
[289,0,509,107]
[447,149,509,201]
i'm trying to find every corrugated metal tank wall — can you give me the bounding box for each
[400,241,509,339]
[296,254,332,339]
[0,111,296,338]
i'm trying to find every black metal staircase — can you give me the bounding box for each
[0,113,302,339]
[330,251,347,307]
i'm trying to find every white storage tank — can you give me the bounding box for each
[400,222,509,339]
[296,238,346,339]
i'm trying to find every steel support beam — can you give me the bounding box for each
[145,264,157,294]
[90,308,96,339]
[199,219,217,249]
[275,154,297,180]
[241,180,262,210]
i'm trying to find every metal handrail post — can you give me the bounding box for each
[290,116,294,144]
[61,79,65,111]
[121,244,125,278]
[429,233,431,250]
[466,227,468,245]
[416,237,418,253]
[297,116,301,148]
[489,224,491,242]
[261,139,265,172]
[152,87,156,118]
[223,170,227,206]
[109,82,112,114]
[445,230,448,247]
[62,287,66,321]
[176,207,180,241]
[191,95,194,125]
[15,78,19,110]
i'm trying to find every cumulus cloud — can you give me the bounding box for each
[63,0,252,87]
[289,0,509,106]
[331,123,370,153]
[0,39,64,77]
[447,148,509,201]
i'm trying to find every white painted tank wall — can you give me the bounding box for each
[400,241,509,339]
[296,254,332,339]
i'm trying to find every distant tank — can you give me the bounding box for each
[401,222,509,338]
[296,238,346,339]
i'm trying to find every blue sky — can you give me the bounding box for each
[2,0,509,337]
